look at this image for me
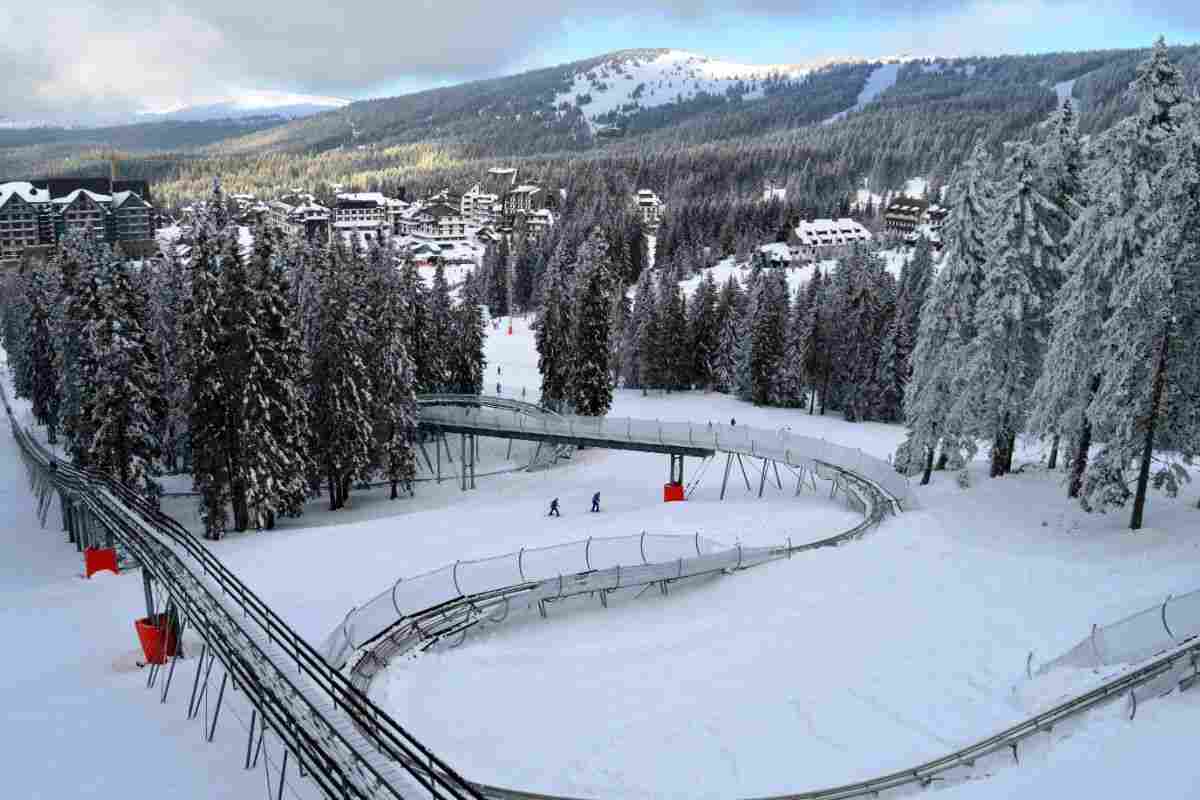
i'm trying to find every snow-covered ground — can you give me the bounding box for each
[669,249,912,302]
[4,321,1200,799]
[1054,78,1077,105]
[557,50,813,130]
[824,62,901,124]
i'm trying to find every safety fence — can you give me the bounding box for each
[416,399,916,512]
[1037,588,1200,675]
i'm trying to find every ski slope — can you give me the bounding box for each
[825,62,901,124]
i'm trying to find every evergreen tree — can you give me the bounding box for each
[902,142,994,483]
[87,255,164,501]
[24,267,61,442]
[955,142,1069,476]
[311,243,375,511]
[689,271,719,390]
[427,262,454,393]
[147,246,191,472]
[748,270,788,406]
[569,228,618,415]
[56,234,106,466]
[798,269,828,414]
[238,226,313,528]
[621,269,655,390]
[187,194,232,539]
[536,243,573,411]
[449,272,487,394]
[712,276,741,394]
[657,277,689,391]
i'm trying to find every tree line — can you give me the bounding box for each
[1,181,486,539]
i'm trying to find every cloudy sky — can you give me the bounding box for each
[1,1,1197,123]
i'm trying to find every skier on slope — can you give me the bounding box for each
[591,492,600,513]
[548,498,560,517]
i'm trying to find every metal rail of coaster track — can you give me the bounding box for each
[340,396,1200,800]
[9,386,1200,800]
[1,384,486,800]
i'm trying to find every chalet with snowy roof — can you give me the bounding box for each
[0,178,157,266]
[411,202,469,244]
[787,218,873,261]
[268,196,331,242]
[333,192,389,239]
[883,196,930,235]
[635,189,662,228]
[503,184,542,218]
[762,180,787,204]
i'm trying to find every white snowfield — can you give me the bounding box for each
[556,50,813,128]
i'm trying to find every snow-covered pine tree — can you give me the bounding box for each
[536,243,573,411]
[311,241,375,511]
[688,271,719,390]
[363,238,418,500]
[24,267,61,442]
[146,244,190,472]
[86,254,164,501]
[902,142,995,483]
[772,283,807,408]
[238,225,313,528]
[658,277,689,391]
[621,268,655,390]
[0,273,32,399]
[1080,44,1197,529]
[186,195,232,539]
[748,270,788,406]
[840,247,893,422]
[1030,38,1189,510]
[484,238,511,318]
[711,276,740,395]
[798,269,827,414]
[427,261,454,394]
[53,234,107,465]
[449,271,487,395]
[735,268,764,401]
[954,142,1069,476]
[569,228,618,415]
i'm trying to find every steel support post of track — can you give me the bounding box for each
[720,453,734,500]
[189,649,215,720]
[142,568,155,620]
[276,749,289,800]
[206,671,228,742]
[758,458,769,498]
[773,461,783,490]
[435,429,442,484]
[187,644,208,718]
[460,434,466,491]
[736,454,753,492]
[668,453,685,485]
[245,709,258,768]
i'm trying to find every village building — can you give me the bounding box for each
[787,218,873,261]
[883,196,930,236]
[635,189,663,228]
[1,178,157,266]
[332,192,390,241]
[268,194,331,242]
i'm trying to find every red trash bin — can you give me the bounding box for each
[84,547,119,578]
[134,614,179,665]
[663,482,685,502]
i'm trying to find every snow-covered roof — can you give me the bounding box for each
[0,181,49,207]
[111,190,147,209]
[793,218,873,247]
[509,184,540,195]
[335,191,388,205]
[53,188,112,206]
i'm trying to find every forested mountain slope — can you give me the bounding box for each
[10,43,1197,214]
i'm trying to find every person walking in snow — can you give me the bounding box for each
[730,417,736,427]
[548,498,560,517]
[591,492,600,513]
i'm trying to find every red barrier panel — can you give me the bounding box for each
[663,482,685,503]
[134,614,179,665]
[84,547,119,578]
